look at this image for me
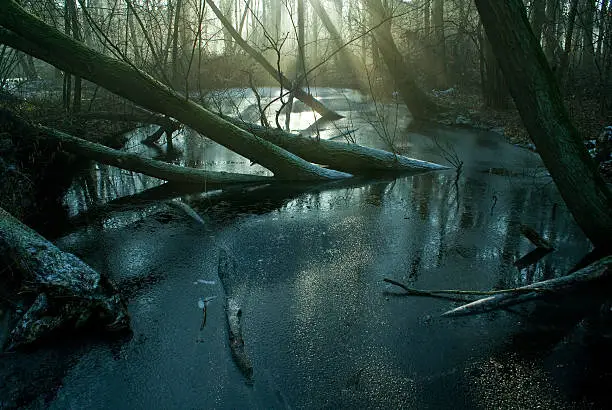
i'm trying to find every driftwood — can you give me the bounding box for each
[384,256,612,318]
[217,248,253,383]
[221,115,449,174]
[0,207,129,351]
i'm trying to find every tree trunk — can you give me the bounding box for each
[204,0,342,119]
[171,0,182,84]
[62,0,72,112]
[432,0,447,88]
[68,0,81,113]
[0,3,349,181]
[482,32,509,108]
[309,0,367,91]
[596,0,608,61]
[580,0,597,74]
[221,0,234,53]
[362,0,440,119]
[34,122,274,187]
[558,0,579,86]
[543,0,559,63]
[423,0,431,39]
[473,0,612,250]
[531,0,546,45]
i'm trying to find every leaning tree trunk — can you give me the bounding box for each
[473,0,612,250]
[0,1,349,181]
[308,0,368,92]
[204,0,342,120]
[363,0,440,119]
[558,0,579,86]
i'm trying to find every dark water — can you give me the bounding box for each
[2,88,610,409]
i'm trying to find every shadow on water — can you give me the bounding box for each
[2,88,609,409]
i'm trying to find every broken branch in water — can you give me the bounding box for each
[385,255,612,317]
[383,278,545,297]
[442,256,611,317]
[520,224,554,250]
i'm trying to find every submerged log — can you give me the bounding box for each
[217,248,253,383]
[221,115,449,174]
[0,207,129,351]
[520,224,554,251]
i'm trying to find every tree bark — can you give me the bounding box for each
[530,0,546,44]
[204,0,343,120]
[473,0,612,250]
[0,2,350,181]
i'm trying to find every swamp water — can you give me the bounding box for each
[2,88,608,409]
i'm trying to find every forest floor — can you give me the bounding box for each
[433,89,608,145]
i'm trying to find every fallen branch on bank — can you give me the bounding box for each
[384,256,612,318]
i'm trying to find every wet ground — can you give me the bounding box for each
[2,88,611,409]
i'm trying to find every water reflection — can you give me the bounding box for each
[55,88,600,408]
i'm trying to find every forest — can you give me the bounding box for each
[0,0,611,408]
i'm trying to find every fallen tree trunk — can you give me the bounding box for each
[0,206,130,351]
[3,109,273,187]
[384,256,612,318]
[220,115,449,173]
[76,110,180,132]
[204,0,342,120]
[41,125,272,186]
[0,4,349,181]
